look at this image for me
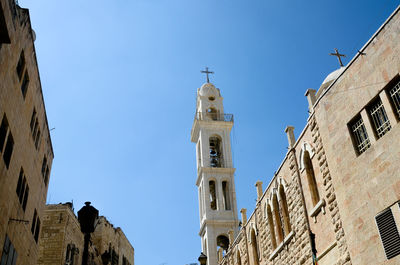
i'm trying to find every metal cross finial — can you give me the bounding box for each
[201,67,214,83]
[330,48,346,67]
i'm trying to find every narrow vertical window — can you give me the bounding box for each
[279,185,291,235]
[32,119,39,140]
[303,151,320,206]
[21,72,29,99]
[35,129,41,149]
[222,181,231,210]
[41,156,47,178]
[267,204,277,249]
[22,186,29,211]
[44,165,50,186]
[250,229,259,265]
[350,115,371,154]
[34,218,40,243]
[368,98,391,138]
[16,51,25,80]
[209,180,217,210]
[3,132,13,168]
[376,208,400,259]
[31,209,41,243]
[209,136,223,167]
[30,108,36,132]
[272,194,283,244]
[31,210,37,234]
[16,169,29,211]
[389,80,400,117]
[0,115,9,152]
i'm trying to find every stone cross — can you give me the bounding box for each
[330,48,346,67]
[201,67,214,83]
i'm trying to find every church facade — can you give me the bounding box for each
[192,5,400,265]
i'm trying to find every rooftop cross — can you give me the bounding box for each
[201,67,214,83]
[330,48,346,67]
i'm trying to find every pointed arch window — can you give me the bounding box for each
[303,150,320,206]
[209,180,217,210]
[207,107,218,120]
[222,181,231,210]
[272,193,284,244]
[217,235,229,256]
[266,204,277,249]
[279,185,291,235]
[250,229,260,265]
[236,249,242,265]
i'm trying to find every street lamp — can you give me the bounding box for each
[78,202,99,265]
[198,252,207,265]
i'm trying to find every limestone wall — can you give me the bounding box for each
[0,1,54,264]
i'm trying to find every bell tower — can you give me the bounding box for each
[191,76,239,265]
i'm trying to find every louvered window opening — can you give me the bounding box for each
[351,117,370,154]
[375,208,400,259]
[389,80,400,118]
[369,98,391,138]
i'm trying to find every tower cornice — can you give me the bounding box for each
[191,118,234,143]
[196,167,236,186]
[198,220,240,236]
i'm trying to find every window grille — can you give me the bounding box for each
[350,117,370,154]
[375,208,400,259]
[389,80,400,118]
[369,98,391,138]
[0,235,17,265]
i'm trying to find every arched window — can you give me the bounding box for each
[250,229,260,265]
[303,150,320,206]
[236,249,242,265]
[209,136,223,167]
[209,180,217,210]
[207,107,218,120]
[272,193,283,244]
[217,235,229,257]
[222,181,231,210]
[279,185,291,235]
[266,204,277,249]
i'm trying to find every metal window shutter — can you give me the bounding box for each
[376,208,400,259]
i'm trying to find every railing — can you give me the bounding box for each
[195,112,234,122]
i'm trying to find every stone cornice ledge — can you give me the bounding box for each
[309,199,326,222]
[269,230,295,260]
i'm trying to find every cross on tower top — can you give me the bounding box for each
[330,48,346,67]
[201,67,214,83]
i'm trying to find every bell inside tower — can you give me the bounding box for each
[209,137,223,167]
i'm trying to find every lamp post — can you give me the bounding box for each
[198,252,207,265]
[78,202,99,265]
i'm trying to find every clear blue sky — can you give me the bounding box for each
[19,1,398,264]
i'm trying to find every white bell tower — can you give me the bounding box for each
[191,75,239,265]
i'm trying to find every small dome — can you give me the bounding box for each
[317,67,346,98]
[321,67,345,85]
[199,83,219,98]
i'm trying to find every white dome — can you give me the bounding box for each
[199,83,219,98]
[321,67,345,85]
[317,67,346,98]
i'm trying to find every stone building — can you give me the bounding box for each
[0,0,54,264]
[92,216,134,265]
[192,5,400,265]
[37,203,134,265]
